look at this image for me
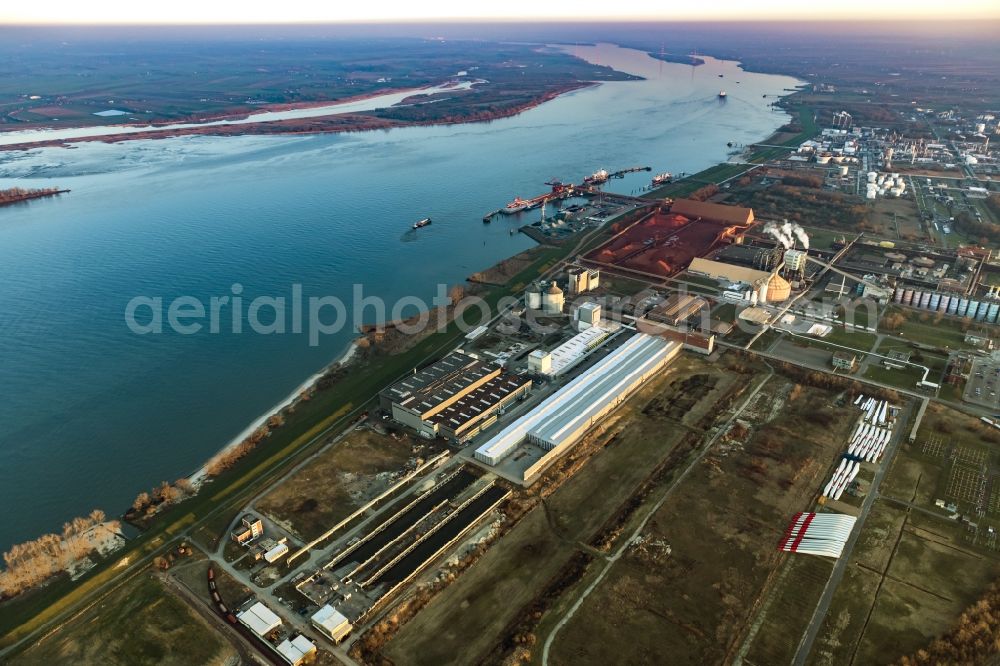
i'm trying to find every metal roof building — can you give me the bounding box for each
[276,635,317,665]
[237,601,282,637]
[378,350,500,436]
[311,604,352,643]
[670,199,754,226]
[474,334,679,467]
[544,323,618,377]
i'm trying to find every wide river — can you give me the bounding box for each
[0,44,801,550]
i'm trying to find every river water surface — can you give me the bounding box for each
[0,44,801,549]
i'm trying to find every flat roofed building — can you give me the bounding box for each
[238,602,282,637]
[545,324,618,377]
[688,257,771,285]
[832,351,857,370]
[428,373,532,442]
[527,349,552,374]
[231,514,263,545]
[311,605,352,643]
[648,293,708,326]
[474,334,679,467]
[276,635,317,666]
[379,351,500,436]
[670,199,754,226]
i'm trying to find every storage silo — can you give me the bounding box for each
[893,287,904,303]
[929,293,940,311]
[987,302,1000,324]
[903,289,914,305]
[975,302,989,321]
[525,283,543,310]
[938,295,952,313]
[957,298,970,317]
[867,172,877,183]
[947,297,960,315]
[839,165,849,176]
[919,292,932,309]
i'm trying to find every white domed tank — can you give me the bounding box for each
[766,274,792,303]
[541,282,564,314]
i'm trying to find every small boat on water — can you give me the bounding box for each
[413,217,432,229]
[652,172,673,186]
[504,197,531,214]
[718,90,727,98]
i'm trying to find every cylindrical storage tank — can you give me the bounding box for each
[938,295,951,312]
[894,287,904,303]
[839,165,849,176]
[948,297,960,315]
[903,289,914,305]
[868,172,877,183]
[958,298,970,317]
[919,292,932,309]
[889,187,903,197]
[975,302,989,321]
[988,303,1000,324]
[526,288,542,310]
[929,293,940,311]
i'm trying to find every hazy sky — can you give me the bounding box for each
[4,0,999,23]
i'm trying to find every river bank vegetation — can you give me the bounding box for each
[0,511,119,599]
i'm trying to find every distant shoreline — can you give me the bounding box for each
[0,81,592,152]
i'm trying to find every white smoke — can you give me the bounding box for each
[763,219,810,251]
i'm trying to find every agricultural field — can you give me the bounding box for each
[256,428,429,541]
[382,355,752,666]
[542,375,858,665]
[9,574,235,666]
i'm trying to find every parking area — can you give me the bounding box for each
[965,358,1000,409]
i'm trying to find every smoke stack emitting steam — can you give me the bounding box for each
[763,220,810,251]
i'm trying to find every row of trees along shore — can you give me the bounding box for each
[0,510,118,599]
[0,187,65,205]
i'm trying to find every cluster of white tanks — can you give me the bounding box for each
[866,172,907,200]
[892,286,1000,323]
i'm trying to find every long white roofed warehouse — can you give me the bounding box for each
[474,333,680,481]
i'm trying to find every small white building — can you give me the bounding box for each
[311,604,353,644]
[237,602,282,637]
[527,349,552,375]
[276,635,317,666]
[575,302,602,330]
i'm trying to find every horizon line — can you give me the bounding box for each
[3,16,1000,26]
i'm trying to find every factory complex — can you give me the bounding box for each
[475,333,680,479]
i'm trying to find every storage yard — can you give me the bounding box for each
[584,201,751,280]
[807,402,1000,665]
[542,374,861,665]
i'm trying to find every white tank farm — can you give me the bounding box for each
[948,297,960,315]
[929,293,941,310]
[938,295,951,312]
[988,303,1000,324]
[919,292,932,308]
[958,298,969,316]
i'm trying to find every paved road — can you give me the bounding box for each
[790,397,919,666]
[540,364,775,666]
